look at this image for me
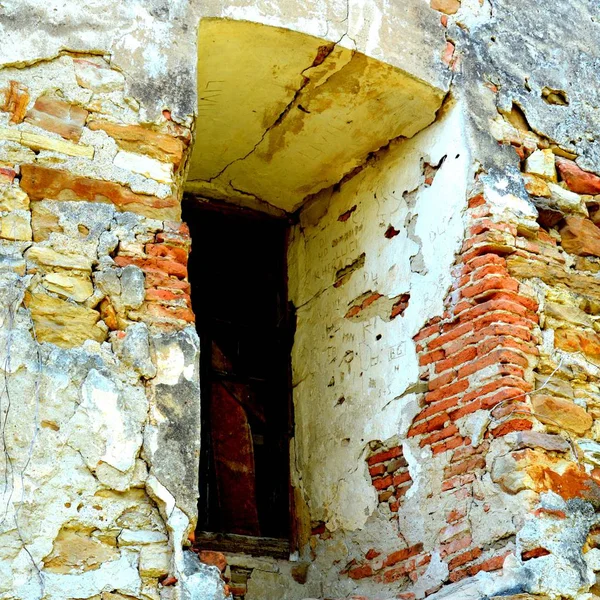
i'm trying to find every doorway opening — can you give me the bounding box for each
[184,197,295,557]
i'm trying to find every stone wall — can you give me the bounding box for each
[5,1,600,600]
[0,53,221,600]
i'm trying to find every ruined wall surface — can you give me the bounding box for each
[249,103,468,600]
[227,2,600,600]
[0,33,222,600]
[7,1,600,600]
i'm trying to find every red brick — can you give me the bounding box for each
[146,243,188,265]
[491,400,530,419]
[365,549,381,560]
[532,507,566,519]
[477,335,538,357]
[442,41,455,66]
[414,396,460,422]
[439,533,472,558]
[25,95,88,141]
[456,349,529,379]
[451,387,529,422]
[392,471,412,486]
[428,370,457,391]
[449,399,483,421]
[425,378,469,403]
[444,456,486,479]
[446,507,467,523]
[441,473,476,491]
[369,464,386,477]
[431,435,464,455]
[144,271,191,292]
[469,218,516,236]
[408,413,450,437]
[448,547,482,570]
[348,565,373,580]
[345,305,362,319]
[367,446,402,466]
[460,276,519,299]
[468,194,485,208]
[521,548,550,560]
[0,167,16,183]
[20,163,179,220]
[428,322,474,350]
[486,291,539,312]
[414,323,441,342]
[146,303,195,323]
[420,424,459,447]
[145,288,191,305]
[419,348,446,366]
[383,544,423,567]
[464,252,506,270]
[115,255,187,279]
[556,156,600,195]
[490,418,533,437]
[435,346,478,374]
[373,475,393,490]
[461,376,531,405]
[450,441,489,463]
[198,551,227,571]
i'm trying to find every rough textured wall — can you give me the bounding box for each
[0,52,219,600]
[220,1,600,599]
[270,103,466,599]
[6,0,600,599]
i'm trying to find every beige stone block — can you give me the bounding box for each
[525,149,557,181]
[560,215,600,257]
[26,245,92,272]
[88,119,184,166]
[43,526,118,573]
[522,173,551,198]
[138,544,171,578]
[42,272,94,302]
[0,184,29,211]
[531,394,593,435]
[547,182,588,215]
[114,150,173,183]
[544,300,594,328]
[0,210,32,241]
[0,126,94,159]
[25,290,106,347]
[74,58,126,93]
[31,202,61,241]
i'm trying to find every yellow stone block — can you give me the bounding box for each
[0,126,94,159]
[26,245,92,271]
[25,290,106,347]
[0,184,30,211]
[0,211,32,241]
[42,272,94,302]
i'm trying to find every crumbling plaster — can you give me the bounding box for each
[288,100,469,536]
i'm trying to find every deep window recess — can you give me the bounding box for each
[184,197,294,556]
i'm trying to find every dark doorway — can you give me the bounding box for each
[184,197,294,551]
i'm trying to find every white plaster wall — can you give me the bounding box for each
[288,102,470,532]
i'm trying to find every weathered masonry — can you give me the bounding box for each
[4,1,600,600]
